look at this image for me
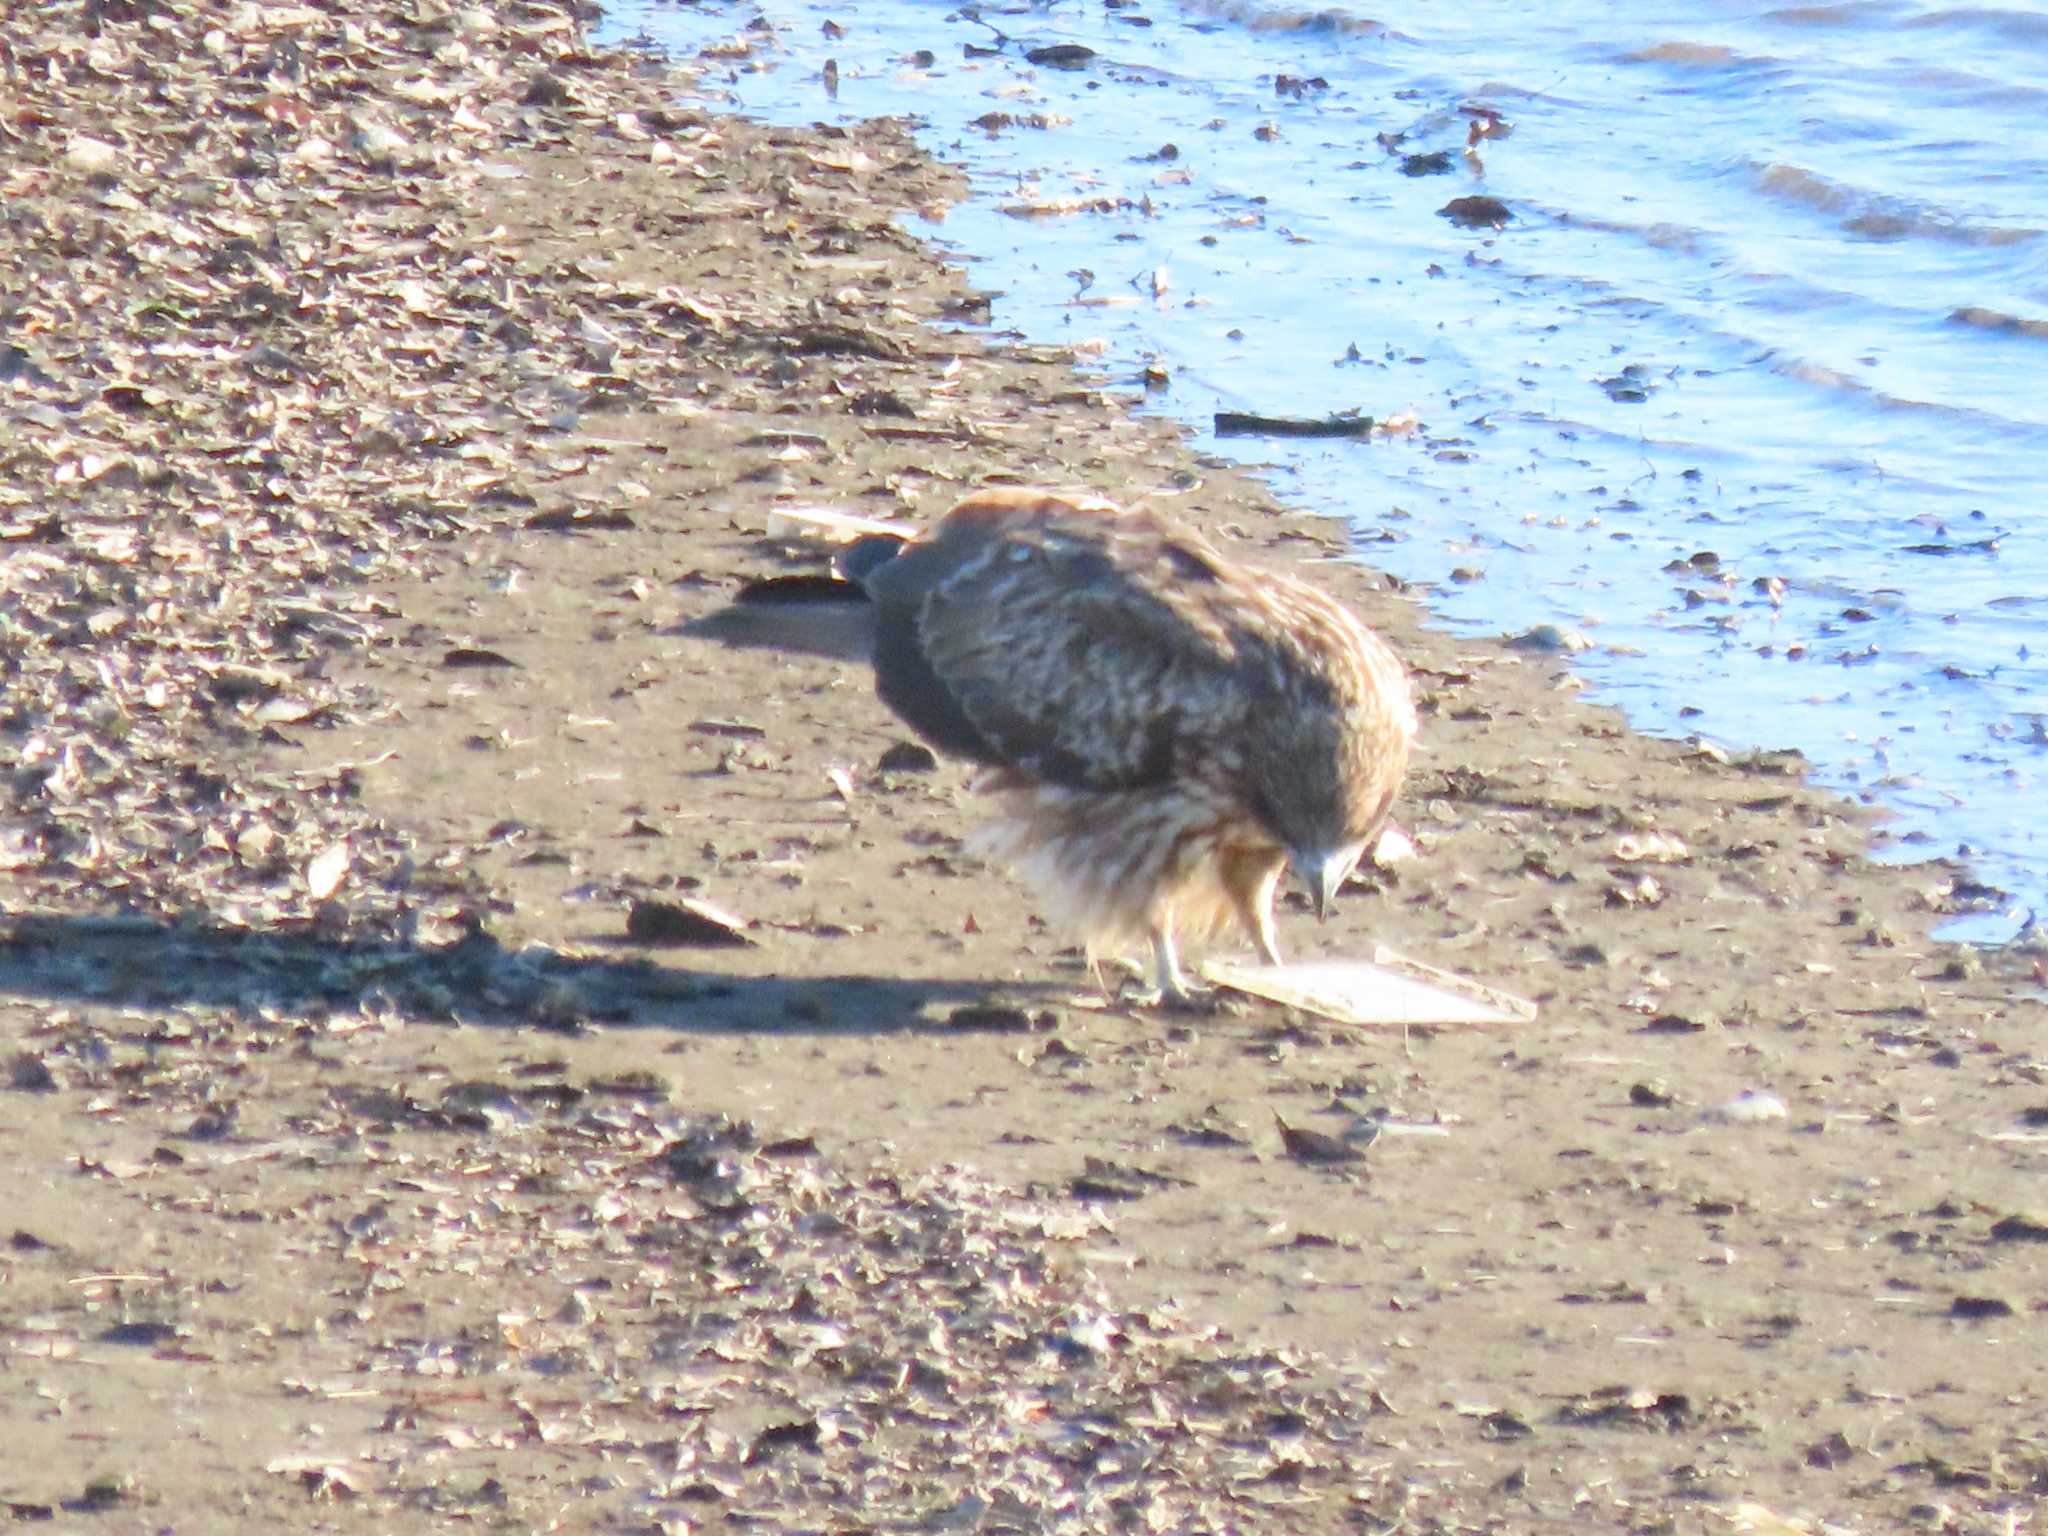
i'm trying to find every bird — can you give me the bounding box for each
[687,487,1415,1005]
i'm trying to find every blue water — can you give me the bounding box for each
[600,0,2048,944]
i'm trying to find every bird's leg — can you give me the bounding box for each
[1222,846,1287,968]
[1141,923,1232,1013]
[1150,923,1192,1005]
[1250,898,1284,969]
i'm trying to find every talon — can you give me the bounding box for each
[1121,983,1217,1013]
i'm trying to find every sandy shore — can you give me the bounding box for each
[3,2,2045,1529]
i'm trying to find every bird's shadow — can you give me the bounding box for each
[0,910,1061,1035]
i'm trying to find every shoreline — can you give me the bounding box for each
[3,2,2045,1527]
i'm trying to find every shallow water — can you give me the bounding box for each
[600,0,2048,943]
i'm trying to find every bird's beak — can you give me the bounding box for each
[1293,845,1361,922]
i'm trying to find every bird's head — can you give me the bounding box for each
[1244,680,1398,922]
[1288,840,1368,921]
[1250,765,1370,919]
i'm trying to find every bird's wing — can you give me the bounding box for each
[865,505,1255,790]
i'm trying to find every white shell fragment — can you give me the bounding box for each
[1613,831,1690,863]
[1705,1089,1789,1124]
[1204,947,1537,1027]
[763,502,911,544]
[304,840,352,902]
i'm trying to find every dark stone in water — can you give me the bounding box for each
[1439,195,1512,229]
[1598,364,1655,402]
[1025,43,1096,69]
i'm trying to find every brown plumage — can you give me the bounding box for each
[697,488,1415,1003]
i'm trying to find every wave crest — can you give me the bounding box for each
[1752,161,2040,246]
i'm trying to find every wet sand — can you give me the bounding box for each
[3,3,2046,1530]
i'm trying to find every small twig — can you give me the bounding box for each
[1214,411,1375,439]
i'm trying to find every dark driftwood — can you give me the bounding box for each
[1213,411,1375,439]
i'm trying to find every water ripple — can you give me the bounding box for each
[1751,160,2043,245]
[1906,6,2048,48]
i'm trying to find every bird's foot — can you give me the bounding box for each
[1093,936,1247,1015]
[1127,979,1244,1017]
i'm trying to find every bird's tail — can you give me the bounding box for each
[680,574,881,663]
[837,532,908,585]
[681,530,911,663]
